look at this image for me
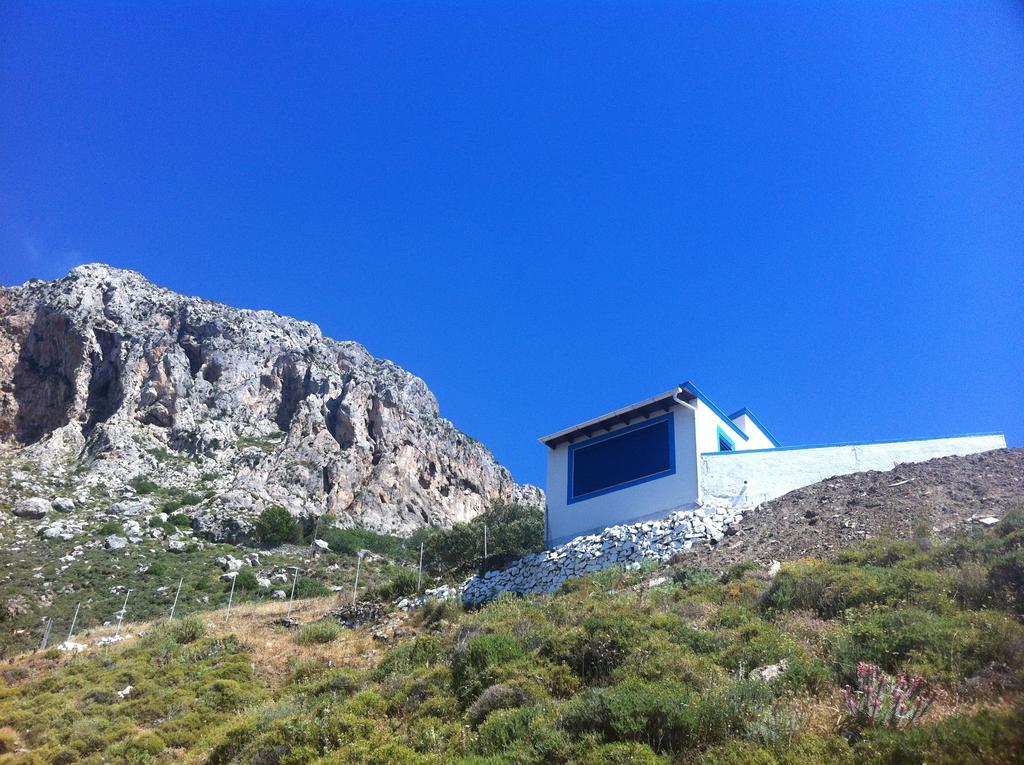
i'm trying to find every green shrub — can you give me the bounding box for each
[294,620,341,645]
[371,567,421,600]
[763,561,953,618]
[575,742,669,765]
[168,512,192,528]
[129,475,159,494]
[0,727,18,754]
[319,523,407,558]
[97,519,124,536]
[294,576,331,598]
[853,708,1024,765]
[253,505,301,547]
[987,545,1024,614]
[233,568,258,591]
[672,567,720,589]
[545,613,643,684]
[411,501,544,577]
[475,706,566,760]
[830,607,1024,683]
[466,683,531,727]
[453,633,527,706]
[170,615,206,644]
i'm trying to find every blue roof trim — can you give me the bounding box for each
[679,380,749,441]
[701,432,1005,457]
[728,407,782,447]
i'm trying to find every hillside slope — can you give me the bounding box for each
[0,264,541,538]
[688,447,1023,569]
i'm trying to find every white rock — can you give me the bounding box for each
[13,497,51,519]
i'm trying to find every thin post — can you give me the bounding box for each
[114,589,132,639]
[417,542,424,592]
[309,515,322,559]
[169,577,184,622]
[224,574,237,624]
[67,602,81,642]
[352,552,363,606]
[286,567,299,619]
[40,617,53,651]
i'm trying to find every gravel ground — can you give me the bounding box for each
[685,448,1023,570]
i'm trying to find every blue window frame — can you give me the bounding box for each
[567,412,675,504]
[717,426,735,452]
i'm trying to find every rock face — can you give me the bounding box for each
[0,264,541,538]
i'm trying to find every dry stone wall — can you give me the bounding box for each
[400,503,744,608]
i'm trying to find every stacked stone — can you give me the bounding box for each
[398,503,743,610]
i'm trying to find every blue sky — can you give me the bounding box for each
[1,2,1021,487]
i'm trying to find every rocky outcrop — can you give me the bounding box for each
[0,264,541,538]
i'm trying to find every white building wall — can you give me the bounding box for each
[729,413,776,450]
[700,433,1007,507]
[545,403,699,545]
[693,399,757,453]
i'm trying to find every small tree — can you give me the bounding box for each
[254,505,301,547]
[411,501,545,577]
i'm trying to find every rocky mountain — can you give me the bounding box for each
[0,264,541,539]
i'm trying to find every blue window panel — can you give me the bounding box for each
[717,426,735,452]
[568,413,675,503]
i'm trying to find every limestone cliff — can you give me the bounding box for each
[0,264,541,539]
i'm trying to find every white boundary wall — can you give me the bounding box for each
[700,434,1007,507]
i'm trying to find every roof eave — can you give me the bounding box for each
[538,386,689,448]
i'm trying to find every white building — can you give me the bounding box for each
[540,381,1006,546]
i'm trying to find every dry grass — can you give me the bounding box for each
[5,594,403,689]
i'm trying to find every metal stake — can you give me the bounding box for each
[417,542,424,592]
[169,577,184,621]
[67,602,81,642]
[224,574,237,624]
[286,567,299,619]
[40,617,53,651]
[114,589,132,639]
[352,552,364,606]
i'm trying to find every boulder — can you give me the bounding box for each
[104,535,128,550]
[13,497,51,519]
[52,497,76,513]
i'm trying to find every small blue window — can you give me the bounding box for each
[717,427,735,452]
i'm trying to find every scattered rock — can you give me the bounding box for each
[13,497,51,519]
[52,497,75,513]
[167,540,187,552]
[750,659,789,682]
[104,535,128,550]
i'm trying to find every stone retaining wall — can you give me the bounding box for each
[400,503,744,609]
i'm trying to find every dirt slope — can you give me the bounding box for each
[687,447,1023,569]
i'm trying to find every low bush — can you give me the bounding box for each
[129,475,159,494]
[170,615,206,644]
[411,501,545,577]
[453,633,527,706]
[295,620,341,645]
[319,523,407,558]
[253,505,301,547]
